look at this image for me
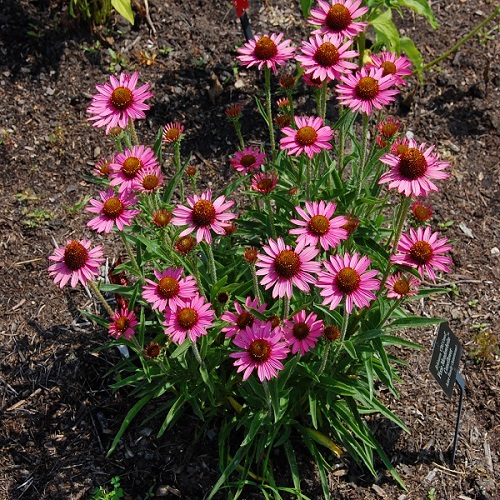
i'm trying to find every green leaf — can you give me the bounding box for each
[111,0,134,24]
[370,9,400,53]
[400,0,438,29]
[283,441,302,497]
[400,36,424,81]
[300,0,313,19]
[387,316,443,330]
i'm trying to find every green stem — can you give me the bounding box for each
[317,343,331,379]
[191,341,206,368]
[320,80,328,120]
[264,67,276,163]
[306,156,312,200]
[250,264,263,306]
[418,6,500,75]
[356,113,370,198]
[331,306,350,365]
[189,255,206,298]
[264,197,277,239]
[262,380,272,417]
[338,111,346,178]
[88,280,114,316]
[282,295,290,320]
[120,232,142,277]
[128,117,139,146]
[233,119,245,150]
[206,242,218,284]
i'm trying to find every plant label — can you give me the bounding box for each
[429,322,462,399]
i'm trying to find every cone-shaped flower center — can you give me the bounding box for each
[176,236,196,255]
[268,315,281,329]
[111,87,133,110]
[393,279,410,296]
[254,36,278,61]
[355,76,380,100]
[98,161,111,175]
[296,126,318,146]
[122,156,142,178]
[335,267,361,294]
[395,143,409,156]
[63,241,89,271]
[248,338,271,362]
[381,61,397,76]
[380,122,399,138]
[164,128,181,142]
[244,248,258,263]
[410,240,433,265]
[324,325,340,341]
[314,42,340,67]
[157,276,180,298]
[145,341,161,358]
[142,174,160,191]
[153,209,171,227]
[341,215,359,235]
[237,311,254,330]
[399,148,428,179]
[293,322,310,340]
[114,316,130,332]
[279,75,296,89]
[308,215,330,236]
[274,250,301,278]
[177,307,198,330]
[241,154,256,168]
[192,200,216,227]
[103,197,124,219]
[257,178,275,192]
[326,4,352,31]
[413,203,432,222]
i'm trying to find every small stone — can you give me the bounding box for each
[491,247,499,256]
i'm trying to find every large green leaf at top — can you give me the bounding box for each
[400,0,439,29]
[112,0,134,24]
[370,9,400,53]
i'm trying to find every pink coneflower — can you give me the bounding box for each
[317,252,380,313]
[87,71,153,134]
[368,52,412,86]
[48,239,104,288]
[302,73,324,88]
[251,172,279,194]
[378,139,450,197]
[152,208,172,227]
[237,33,295,74]
[391,136,410,155]
[134,166,164,193]
[143,268,198,311]
[385,273,421,300]
[163,295,215,344]
[109,145,159,192]
[336,67,399,115]
[225,103,243,120]
[308,0,368,38]
[93,155,115,177]
[280,116,334,158]
[229,321,289,382]
[411,200,433,222]
[391,227,453,281]
[290,200,348,251]
[175,235,197,255]
[163,122,185,144]
[86,188,140,234]
[295,33,358,82]
[283,310,323,355]
[377,116,401,139]
[171,189,237,244]
[109,307,138,340]
[230,147,266,174]
[221,296,267,338]
[255,237,321,299]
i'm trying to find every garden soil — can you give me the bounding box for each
[0,0,498,498]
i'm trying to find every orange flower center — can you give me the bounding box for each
[380,122,399,138]
[177,307,198,329]
[355,76,380,100]
[308,215,330,236]
[145,341,161,358]
[122,156,142,178]
[114,316,130,332]
[254,36,278,61]
[63,241,88,271]
[399,148,428,179]
[236,311,254,330]
[244,247,258,263]
[176,236,196,255]
[274,250,300,278]
[111,87,133,110]
[142,174,160,191]
[296,126,318,146]
[102,197,124,219]
[381,61,397,76]
[395,143,409,156]
[323,325,340,341]
[326,4,352,32]
[413,204,432,222]
[192,199,216,227]
[164,128,181,142]
[279,75,296,89]
[248,338,271,363]
[314,42,340,67]
[393,279,410,296]
[257,178,274,192]
[335,267,361,294]
[293,322,310,340]
[157,276,180,298]
[98,161,111,175]
[409,241,433,265]
[341,215,359,235]
[268,315,281,329]
[153,209,171,227]
[240,154,256,168]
